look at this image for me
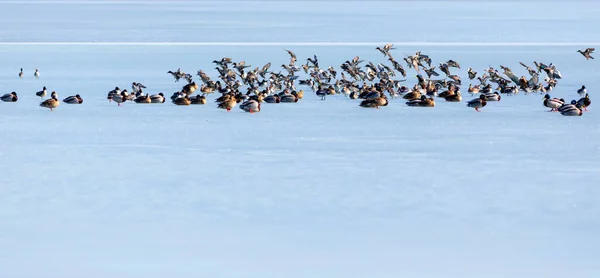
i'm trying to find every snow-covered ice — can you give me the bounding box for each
[0,1,599,277]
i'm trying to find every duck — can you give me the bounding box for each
[240,99,260,113]
[1,92,18,102]
[577,94,591,111]
[131,82,147,94]
[263,94,281,103]
[182,82,199,95]
[63,94,83,104]
[543,94,565,112]
[280,94,299,103]
[18,68,24,78]
[316,86,328,100]
[36,86,47,99]
[402,89,421,101]
[217,98,237,111]
[359,96,388,108]
[190,94,207,105]
[34,68,40,79]
[577,48,595,60]
[134,94,151,103]
[107,87,121,101]
[558,100,577,113]
[483,92,501,101]
[406,95,435,107]
[560,102,583,116]
[577,85,587,96]
[149,93,165,103]
[173,95,191,106]
[445,91,462,102]
[200,84,214,94]
[466,94,487,112]
[468,84,480,96]
[39,93,59,111]
[293,90,304,99]
[110,92,127,106]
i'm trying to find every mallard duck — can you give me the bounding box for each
[280,94,298,103]
[34,68,40,79]
[182,82,199,95]
[263,94,281,103]
[483,92,501,101]
[63,94,83,104]
[293,90,304,99]
[445,91,462,102]
[466,94,487,112]
[406,95,435,107]
[107,87,120,101]
[110,92,127,106]
[402,89,421,101]
[316,87,328,100]
[577,85,587,96]
[217,98,237,111]
[577,94,591,111]
[467,67,477,80]
[18,68,24,78]
[359,96,388,108]
[200,84,214,94]
[134,94,151,103]
[150,93,165,103]
[191,94,206,105]
[131,82,146,94]
[560,102,583,116]
[543,94,565,111]
[468,84,480,95]
[36,86,47,99]
[1,92,18,102]
[39,94,59,111]
[173,95,191,106]
[558,100,577,113]
[240,99,260,113]
[577,48,595,60]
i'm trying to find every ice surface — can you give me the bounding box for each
[0,1,599,278]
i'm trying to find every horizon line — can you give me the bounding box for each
[0,42,596,47]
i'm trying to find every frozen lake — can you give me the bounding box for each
[0,1,599,278]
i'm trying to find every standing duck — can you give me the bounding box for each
[34,69,40,79]
[36,86,47,99]
[107,87,120,102]
[577,94,591,111]
[466,94,487,112]
[18,68,24,78]
[217,98,237,111]
[316,86,328,100]
[1,92,18,102]
[543,94,565,112]
[39,93,59,111]
[63,94,83,104]
[110,92,127,106]
[240,99,260,113]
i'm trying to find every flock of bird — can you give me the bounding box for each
[1,46,594,116]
